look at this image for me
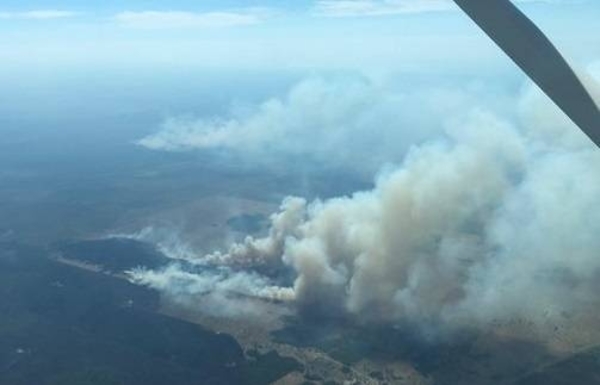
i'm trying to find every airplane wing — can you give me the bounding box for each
[453,0,600,148]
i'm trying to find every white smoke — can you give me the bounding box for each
[131,72,600,343]
[128,264,294,319]
[107,226,198,261]
[137,76,496,174]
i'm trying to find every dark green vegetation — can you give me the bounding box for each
[273,318,600,385]
[0,241,301,385]
[516,346,600,385]
[0,86,362,384]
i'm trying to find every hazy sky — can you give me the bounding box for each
[1,0,599,75]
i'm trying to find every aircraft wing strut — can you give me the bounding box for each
[453,0,600,148]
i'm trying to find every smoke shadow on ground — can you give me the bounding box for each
[515,346,600,385]
[272,316,556,385]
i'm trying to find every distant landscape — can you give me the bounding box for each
[1,13,599,380]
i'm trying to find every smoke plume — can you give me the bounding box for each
[130,72,600,343]
[137,76,498,174]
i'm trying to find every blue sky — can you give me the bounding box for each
[0,1,598,75]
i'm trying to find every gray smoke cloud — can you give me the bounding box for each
[129,264,294,319]
[137,76,497,174]
[130,71,600,345]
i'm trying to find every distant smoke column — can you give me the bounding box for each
[453,0,600,148]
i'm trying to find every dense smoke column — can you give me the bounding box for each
[453,0,600,148]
